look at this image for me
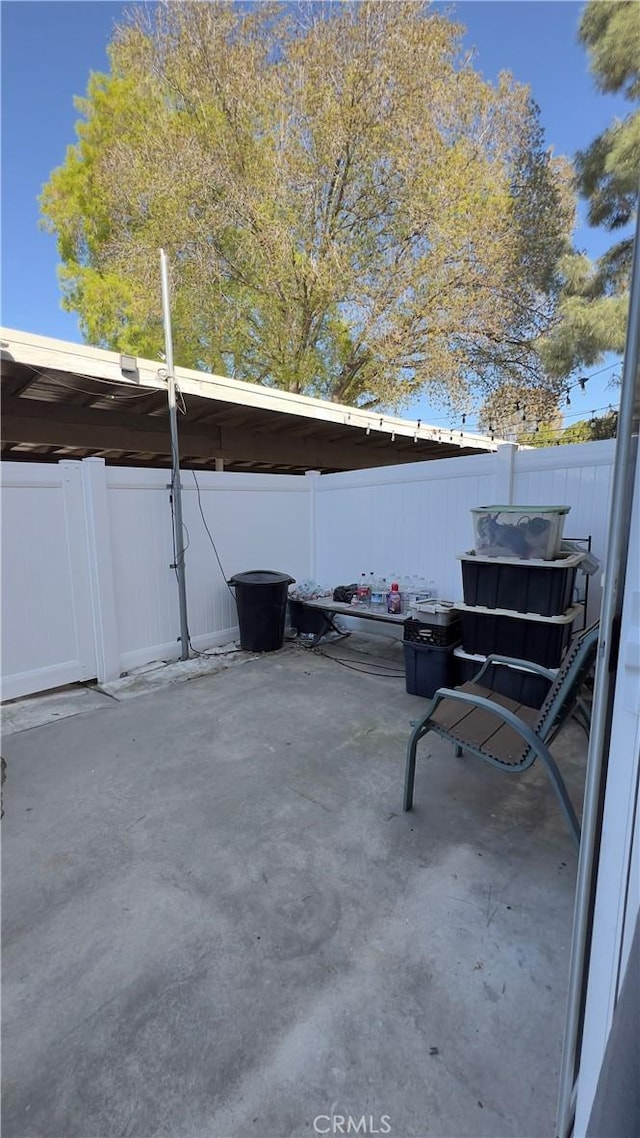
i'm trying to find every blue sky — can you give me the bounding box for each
[1,0,629,429]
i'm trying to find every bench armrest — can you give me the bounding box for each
[472,655,556,685]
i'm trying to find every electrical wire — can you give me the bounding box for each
[308,642,406,677]
[376,361,623,433]
[175,382,188,415]
[310,650,405,677]
[315,643,405,668]
[168,470,239,659]
[19,363,160,402]
[430,363,622,436]
[190,468,236,600]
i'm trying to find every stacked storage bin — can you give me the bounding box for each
[453,506,583,709]
[402,602,461,698]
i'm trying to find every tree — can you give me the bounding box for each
[538,0,639,380]
[520,409,618,447]
[477,382,563,441]
[41,1,573,409]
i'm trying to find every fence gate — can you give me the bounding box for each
[1,461,97,701]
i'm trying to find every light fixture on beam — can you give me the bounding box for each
[120,353,137,375]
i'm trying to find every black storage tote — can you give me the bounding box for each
[453,647,555,710]
[458,551,583,617]
[403,640,458,699]
[455,602,579,668]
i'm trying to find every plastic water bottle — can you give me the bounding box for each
[370,574,385,610]
[379,577,388,609]
[357,572,370,606]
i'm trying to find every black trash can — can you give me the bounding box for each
[228,570,295,652]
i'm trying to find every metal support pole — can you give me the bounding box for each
[556,200,640,1137]
[160,248,190,661]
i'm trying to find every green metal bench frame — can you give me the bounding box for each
[403,623,599,847]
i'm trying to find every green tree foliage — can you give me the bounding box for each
[539,0,639,380]
[520,409,618,447]
[477,382,563,441]
[41,1,573,408]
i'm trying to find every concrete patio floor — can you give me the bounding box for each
[1,637,585,1138]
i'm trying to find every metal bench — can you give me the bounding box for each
[403,623,599,846]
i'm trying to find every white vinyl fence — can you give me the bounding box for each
[313,439,615,623]
[1,462,98,700]
[1,439,616,699]
[1,460,312,700]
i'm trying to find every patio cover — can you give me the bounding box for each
[1,328,501,475]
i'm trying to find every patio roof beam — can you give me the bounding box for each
[3,396,462,470]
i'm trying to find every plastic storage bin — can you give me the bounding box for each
[228,570,295,652]
[410,600,459,625]
[455,602,580,668]
[288,600,330,637]
[403,641,457,698]
[453,647,555,709]
[458,551,583,616]
[404,616,461,648]
[471,505,570,560]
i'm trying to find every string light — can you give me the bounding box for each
[372,361,620,438]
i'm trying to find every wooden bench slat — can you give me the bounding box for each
[430,682,539,760]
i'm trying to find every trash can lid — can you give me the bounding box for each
[227,570,295,586]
